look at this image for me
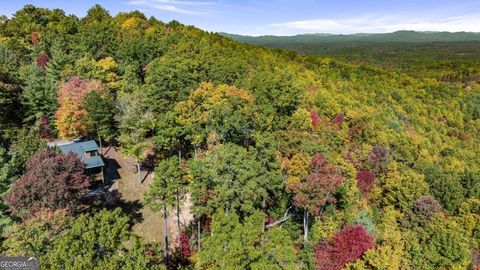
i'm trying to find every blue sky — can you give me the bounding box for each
[1,0,480,35]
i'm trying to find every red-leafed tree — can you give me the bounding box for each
[39,115,54,139]
[178,230,191,258]
[289,153,343,241]
[315,225,374,270]
[37,54,49,69]
[314,239,338,270]
[310,109,320,128]
[332,113,345,128]
[356,169,376,194]
[4,149,91,217]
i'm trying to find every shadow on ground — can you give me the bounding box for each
[103,156,121,188]
[100,145,165,242]
[104,189,144,226]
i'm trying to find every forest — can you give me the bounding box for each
[1,4,480,270]
[227,32,480,84]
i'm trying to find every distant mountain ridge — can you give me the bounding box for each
[222,30,480,44]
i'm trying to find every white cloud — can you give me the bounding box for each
[266,14,480,34]
[127,0,215,15]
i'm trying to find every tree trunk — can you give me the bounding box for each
[137,161,141,184]
[265,215,291,229]
[177,141,183,246]
[194,147,201,251]
[197,217,201,251]
[303,210,309,242]
[98,133,103,155]
[178,138,182,161]
[176,187,181,243]
[265,206,292,229]
[163,204,169,264]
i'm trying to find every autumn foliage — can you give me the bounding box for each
[5,149,91,217]
[37,54,49,69]
[30,31,40,44]
[2,5,480,269]
[331,113,345,128]
[290,153,343,215]
[178,230,191,258]
[370,146,391,173]
[411,195,443,224]
[310,109,320,128]
[55,77,103,139]
[39,115,54,139]
[356,169,376,194]
[315,225,374,270]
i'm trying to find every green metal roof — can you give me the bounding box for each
[58,140,105,169]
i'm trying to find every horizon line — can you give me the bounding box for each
[222,30,480,38]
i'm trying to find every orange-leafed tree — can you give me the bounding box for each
[55,77,104,139]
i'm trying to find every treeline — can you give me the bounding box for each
[1,4,480,269]
[227,32,480,84]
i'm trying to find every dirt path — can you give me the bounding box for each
[102,146,193,246]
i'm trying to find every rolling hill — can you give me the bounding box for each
[223,30,480,45]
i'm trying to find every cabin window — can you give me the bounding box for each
[85,150,98,157]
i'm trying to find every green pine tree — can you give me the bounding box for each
[20,64,57,123]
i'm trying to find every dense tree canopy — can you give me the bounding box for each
[189,143,282,217]
[195,211,298,270]
[3,208,166,269]
[1,4,480,269]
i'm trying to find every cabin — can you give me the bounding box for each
[56,140,105,185]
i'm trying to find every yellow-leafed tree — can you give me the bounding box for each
[55,77,104,139]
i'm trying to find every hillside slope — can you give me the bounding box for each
[1,5,480,269]
[224,31,480,83]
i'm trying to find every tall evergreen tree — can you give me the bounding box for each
[0,45,22,133]
[77,5,116,58]
[20,64,57,123]
[45,37,70,82]
[0,146,18,233]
